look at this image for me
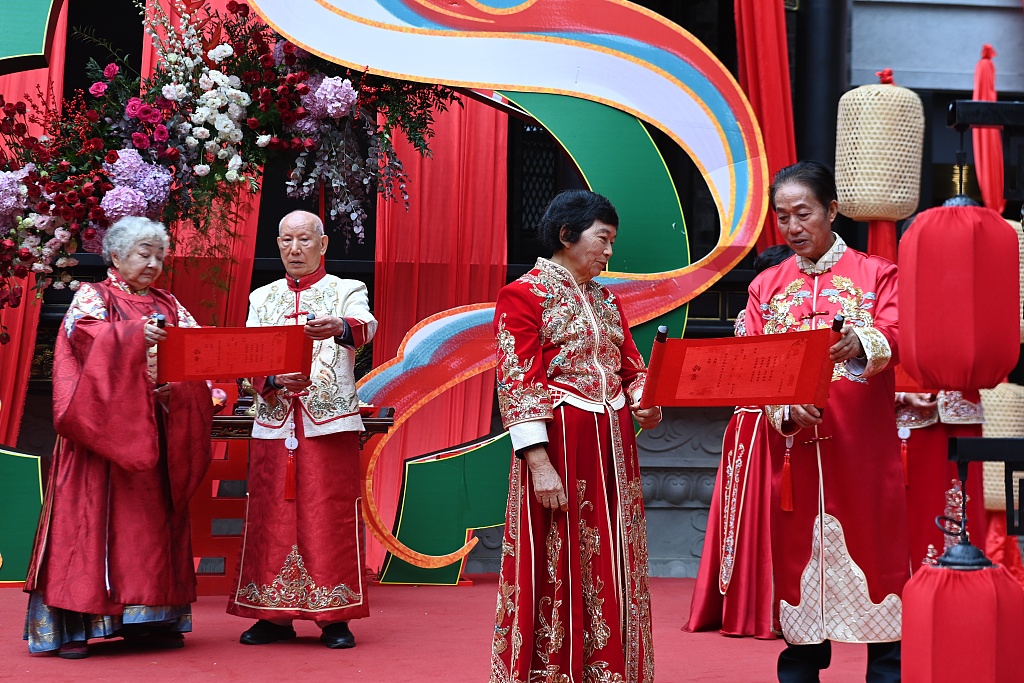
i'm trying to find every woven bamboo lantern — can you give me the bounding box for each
[835,69,924,261]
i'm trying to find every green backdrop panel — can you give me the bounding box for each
[379,433,511,584]
[0,447,43,583]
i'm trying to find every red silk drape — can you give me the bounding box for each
[868,219,898,263]
[368,95,508,570]
[0,3,69,446]
[735,0,797,250]
[973,44,1005,215]
[142,0,261,327]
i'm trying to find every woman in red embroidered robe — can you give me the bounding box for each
[23,217,213,659]
[745,162,909,682]
[684,244,792,641]
[490,190,662,683]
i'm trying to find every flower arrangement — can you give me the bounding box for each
[0,0,458,334]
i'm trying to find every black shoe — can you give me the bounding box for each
[320,621,355,649]
[239,620,296,645]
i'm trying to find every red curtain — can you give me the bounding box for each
[368,95,508,570]
[0,3,69,446]
[735,0,797,250]
[973,44,1005,215]
[141,0,261,326]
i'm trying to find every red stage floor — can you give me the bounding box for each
[0,577,869,682]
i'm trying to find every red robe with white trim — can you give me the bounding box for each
[490,257,653,683]
[745,246,909,645]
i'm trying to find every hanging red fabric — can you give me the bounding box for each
[868,219,898,263]
[368,95,508,571]
[735,0,797,251]
[0,3,69,446]
[973,44,1005,215]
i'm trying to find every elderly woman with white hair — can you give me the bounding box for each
[23,216,213,659]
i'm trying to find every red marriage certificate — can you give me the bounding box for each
[640,328,835,408]
[156,326,313,383]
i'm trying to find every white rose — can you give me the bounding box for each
[205,141,220,152]
[213,114,233,133]
[69,280,81,291]
[52,281,65,290]
[256,134,271,148]
[217,147,231,159]
[192,164,211,177]
[228,75,241,88]
[227,128,243,143]
[225,169,239,182]
[161,84,180,101]
[227,103,244,120]
[192,126,210,140]
[166,53,179,64]
[198,74,215,91]
[176,123,191,135]
[184,136,199,148]
[228,154,243,171]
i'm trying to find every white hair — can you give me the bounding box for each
[278,210,324,237]
[102,216,170,265]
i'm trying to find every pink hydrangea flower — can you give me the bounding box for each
[103,63,119,80]
[88,82,108,97]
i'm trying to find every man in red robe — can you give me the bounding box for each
[228,210,376,649]
[746,162,908,682]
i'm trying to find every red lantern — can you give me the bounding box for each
[900,205,1020,390]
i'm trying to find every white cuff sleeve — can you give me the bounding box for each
[509,419,549,452]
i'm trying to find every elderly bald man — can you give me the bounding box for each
[228,210,377,649]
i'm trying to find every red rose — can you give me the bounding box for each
[277,84,290,97]
[1,239,15,250]
[13,265,28,278]
[263,70,276,83]
[65,191,79,204]
[57,160,70,172]
[259,53,275,68]
[85,109,100,123]
[17,247,35,262]
[35,202,49,214]
[303,137,316,151]
[284,54,296,66]
[237,4,249,17]
[44,182,59,194]
[105,150,119,163]
[100,182,114,192]
[258,103,270,113]
[276,99,290,112]
[226,0,239,12]
[164,146,180,162]
[26,184,41,198]
[285,73,298,85]
[259,88,274,102]
[131,132,151,150]
[81,182,94,196]
[289,137,302,151]
[14,102,26,114]
[295,83,310,96]
[13,122,27,136]
[88,137,104,151]
[247,117,259,129]
[2,103,15,117]
[294,106,307,119]
[0,121,11,134]
[280,111,295,125]
[60,207,75,221]
[89,207,105,220]
[74,205,87,219]
[83,227,97,241]
[283,42,296,55]
[85,196,99,207]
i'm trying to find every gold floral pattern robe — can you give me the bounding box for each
[491,258,653,683]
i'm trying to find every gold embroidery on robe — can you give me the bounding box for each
[236,545,362,611]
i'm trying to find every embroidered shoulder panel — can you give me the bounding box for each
[531,260,625,403]
[63,283,107,336]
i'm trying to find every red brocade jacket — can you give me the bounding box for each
[25,273,213,615]
[744,237,909,645]
[494,257,647,448]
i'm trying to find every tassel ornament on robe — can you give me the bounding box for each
[898,426,911,487]
[781,435,794,512]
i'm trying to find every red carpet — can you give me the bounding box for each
[0,577,868,682]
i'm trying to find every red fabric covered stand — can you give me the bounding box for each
[902,563,1024,682]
